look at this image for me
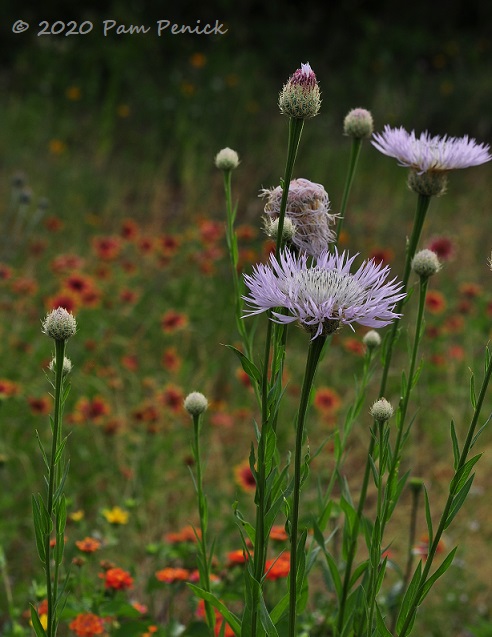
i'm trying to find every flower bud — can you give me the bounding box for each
[363,330,381,350]
[370,397,394,422]
[49,356,73,376]
[184,392,208,416]
[215,147,239,171]
[411,249,441,279]
[263,216,297,244]
[343,108,374,139]
[409,477,424,494]
[278,62,321,119]
[42,307,77,341]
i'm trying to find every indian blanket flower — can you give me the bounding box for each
[69,613,105,637]
[243,249,405,339]
[75,537,102,553]
[234,459,256,493]
[155,567,190,583]
[278,62,321,119]
[261,178,337,257]
[372,125,491,174]
[100,566,134,590]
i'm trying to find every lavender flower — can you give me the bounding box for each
[243,249,405,339]
[372,126,491,174]
[260,178,338,257]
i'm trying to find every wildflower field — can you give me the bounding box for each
[1,5,492,637]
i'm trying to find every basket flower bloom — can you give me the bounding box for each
[261,178,337,257]
[372,126,491,174]
[243,249,405,339]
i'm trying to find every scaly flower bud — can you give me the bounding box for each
[343,108,374,139]
[214,147,240,171]
[278,62,321,120]
[363,330,381,350]
[49,356,73,376]
[184,392,209,416]
[370,398,394,422]
[42,307,77,341]
[411,249,442,279]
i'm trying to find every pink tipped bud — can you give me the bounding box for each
[278,62,321,120]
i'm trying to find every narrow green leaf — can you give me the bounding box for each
[445,474,475,530]
[233,503,255,546]
[224,345,262,388]
[470,414,492,449]
[418,547,458,604]
[35,431,49,470]
[31,496,47,563]
[375,603,393,637]
[54,436,68,466]
[396,561,422,634]
[470,371,477,409]
[423,485,433,547]
[349,559,369,588]
[259,595,279,637]
[450,454,481,494]
[450,421,460,469]
[324,551,342,600]
[188,585,241,636]
[30,606,47,637]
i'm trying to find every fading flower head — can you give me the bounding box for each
[261,179,337,257]
[243,249,405,339]
[278,62,321,119]
[372,125,491,174]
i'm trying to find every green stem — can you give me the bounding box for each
[390,482,421,633]
[336,138,363,241]
[250,116,305,637]
[379,277,428,531]
[45,338,66,637]
[398,348,492,637]
[192,414,214,636]
[337,193,431,634]
[288,334,327,637]
[379,193,431,397]
[365,419,387,635]
[275,117,305,256]
[223,171,253,359]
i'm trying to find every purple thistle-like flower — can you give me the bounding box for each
[289,62,317,89]
[278,62,321,119]
[243,249,405,339]
[372,125,491,174]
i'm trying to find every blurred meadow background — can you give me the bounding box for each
[1,0,492,635]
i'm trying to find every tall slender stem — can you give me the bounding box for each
[288,334,326,637]
[337,192,431,634]
[250,117,305,637]
[379,193,430,396]
[192,413,214,636]
[336,138,362,241]
[398,348,492,637]
[45,339,66,637]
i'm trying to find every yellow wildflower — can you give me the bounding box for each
[102,506,129,525]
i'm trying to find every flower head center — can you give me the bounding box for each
[283,267,366,309]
